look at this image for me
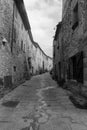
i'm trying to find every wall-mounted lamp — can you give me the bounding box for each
[2,38,7,46]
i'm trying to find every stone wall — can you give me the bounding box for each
[12,2,29,84]
[62,0,87,58]
[61,0,87,85]
[0,0,30,86]
[53,22,63,81]
[0,0,53,87]
[0,0,13,46]
[0,0,13,86]
[62,0,70,18]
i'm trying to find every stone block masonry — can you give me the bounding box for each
[53,0,87,85]
[0,0,13,46]
[0,0,29,87]
[61,0,87,85]
[0,0,13,87]
[0,0,53,88]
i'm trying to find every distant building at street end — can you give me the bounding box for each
[34,42,53,74]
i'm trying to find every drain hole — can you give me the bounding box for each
[2,101,19,108]
[21,127,30,130]
[22,85,27,86]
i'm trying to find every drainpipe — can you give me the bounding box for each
[61,34,65,80]
[11,2,15,53]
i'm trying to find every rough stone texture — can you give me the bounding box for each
[0,0,13,86]
[0,0,53,88]
[0,0,13,45]
[62,0,85,58]
[53,23,63,81]
[57,0,87,84]
[0,0,29,86]
[0,45,12,78]
[11,3,29,84]
[1,73,87,130]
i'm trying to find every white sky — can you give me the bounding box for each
[24,0,62,57]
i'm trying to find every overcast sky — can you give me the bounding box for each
[24,0,62,57]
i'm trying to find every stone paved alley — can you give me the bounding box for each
[0,73,87,130]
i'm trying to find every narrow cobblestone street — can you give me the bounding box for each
[0,73,87,130]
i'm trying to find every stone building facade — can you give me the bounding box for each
[62,0,87,85]
[0,0,53,88]
[47,56,53,71]
[12,1,30,84]
[0,0,32,87]
[0,0,30,86]
[34,42,53,74]
[53,22,62,81]
[0,0,13,87]
[53,0,87,85]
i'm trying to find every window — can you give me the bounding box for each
[21,40,23,50]
[13,66,16,72]
[53,51,55,58]
[21,22,23,30]
[24,44,25,52]
[13,28,16,43]
[8,29,11,43]
[28,57,31,68]
[57,41,59,49]
[69,0,72,6]
[57,46,59,49]
[72,3,79,30]
[14,4,17,18]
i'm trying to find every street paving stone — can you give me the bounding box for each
[0,73,87,129]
